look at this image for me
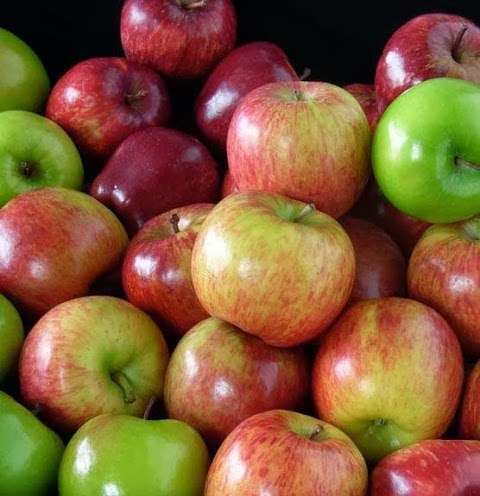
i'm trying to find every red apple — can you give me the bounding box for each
[122,204,214,337]
[196,42,298,149]
[460,360,480,440]
[164,318,309,447]
[312,297,464,462]
[205,409,368,495]
[46,57,171,158]
[371,440,480,495]
[90,127,220,233]
[344,83,380,129]
[375,13,480,111]
[121,0,237,79]
[341,216,406,302]
[221,171,238,198]
[227,81,370,218]
[0,188,128,317]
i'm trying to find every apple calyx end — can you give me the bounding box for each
[111,371,136,405]
[170,213,181,234]
[452,25,469,63]
[177,0,208,9]
[19,161,37,179]
[125,89,148,109]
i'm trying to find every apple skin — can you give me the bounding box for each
[371,440,480,495]
[375,13,480,111]
[341,216,406,302]
[0,294,23,383]
[121,0,237,79]
[0,188,128,317]
[221,171,238,198]
[373,78,480,224]
[0,111,84,206]
[59,414,209,496]
[0,27,50,112]
[0,391,64,496]
[122,203,214,336]
[19,296,169,433]
[312,297,464,462]
[205,409,368,496]
[90,127,220,233]
[408,217,480,355]
[460,361,480,440]
[192,192,356,347]
[227,81,371,219]
[196,42,298,149]
[46,57,171,158]
[164,318,309,447]
[344,83,380,129]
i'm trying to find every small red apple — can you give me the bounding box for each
[344,83,380,129]
[460,360,480,440]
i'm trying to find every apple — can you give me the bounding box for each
[312,297,464,462]
[0,391,64,496]
[227,81,370,218]
[123,204,214,336]
[373,78,480,223]
[59,414,209,495]
[196,42,298,149]
[192,191,355,347]
[121,0,236,79]
[205,409,368,495]
[0,295,23,383]
[344,83,380,129]
[221,171,238,198]
[0,111,84,206]
[375,13,480,111]
[46,57,171,158]
[0,188,128,317]
[19,295,169,432]
[0,27,50,112]
[408,216,480,355]
[341,216,405,302]
[460,360,480,440]
[371,440,480,495]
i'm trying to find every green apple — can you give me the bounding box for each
[373,78,480,223]
[59,414,209,496]
[0,391,64,496]
[0,28,50,112]
[0,294,23,382]
[0,111,84,206]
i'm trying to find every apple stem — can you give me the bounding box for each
[455,156,480,171]
[177,0,208,9]
[143,396,157,420]
[463,218,480,242]
[296,203,316,222]
[300,67,312,81]
[111,371,136,404]
[452,25,469,62]
[170,214,181,234]
[309,424,324,441]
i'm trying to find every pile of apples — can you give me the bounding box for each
[1,1,480,494]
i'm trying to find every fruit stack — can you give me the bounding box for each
[1,2,480,495]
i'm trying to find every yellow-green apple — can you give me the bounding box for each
[408,217,480,355]
[121,0,237,79]
[0,27,50,112]
[341,217,405,302]
[221,171,238,198]
[0,188,128,317]
[19,296,169,432]
[375,13,480,112]
[460,361,480,440]
[46,57,171,158]
[164,318,309,447]
[371,440,480,495]
[192,192,356,347]
[123,204,214,337]
[0,111,84,206]
[59,414,209,496]
[0,295,23,383]
[312,297,464,462]
[344,83,380,130]
[227,81,370,218]
[205,410,368,496]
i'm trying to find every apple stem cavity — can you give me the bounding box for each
[111,371,136,404]
[170,213,181,234]
[452,25,469,63]
[300,67,312,81]
[295,203,316,222]
[177,0,208,9]
[143,396,157,420]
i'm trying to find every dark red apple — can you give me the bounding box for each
[121,0,237,79]
[90,127,220,234]
[221,171,238,198]
[344,83,380,129]
[196,42,298,149]
[460,360,480,440]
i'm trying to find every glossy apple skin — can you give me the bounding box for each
[59,414,209,496]
[408,217,480,355]
[121,0,237,79]
[227,81,370,218]
[344,83,380,129]
[460,361,480,440]
[0,294,23,383]
[164,318,309,447]
[371,440,480,495]
[375,13,480,111]
[312,297,464,462]
[341,217,406,302]
[221,171,238,198]
[373,78,480,223]
[19,296,169,432]
[46,57,171,158]
[91,127,220,233]
[192,192,355,347]
[196,42,298,149]
[205,409,368,496]
[0,188,128,317]
[123,204,213,336]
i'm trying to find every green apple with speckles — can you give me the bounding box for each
[0,294,23,382]
[373,78,480,223]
